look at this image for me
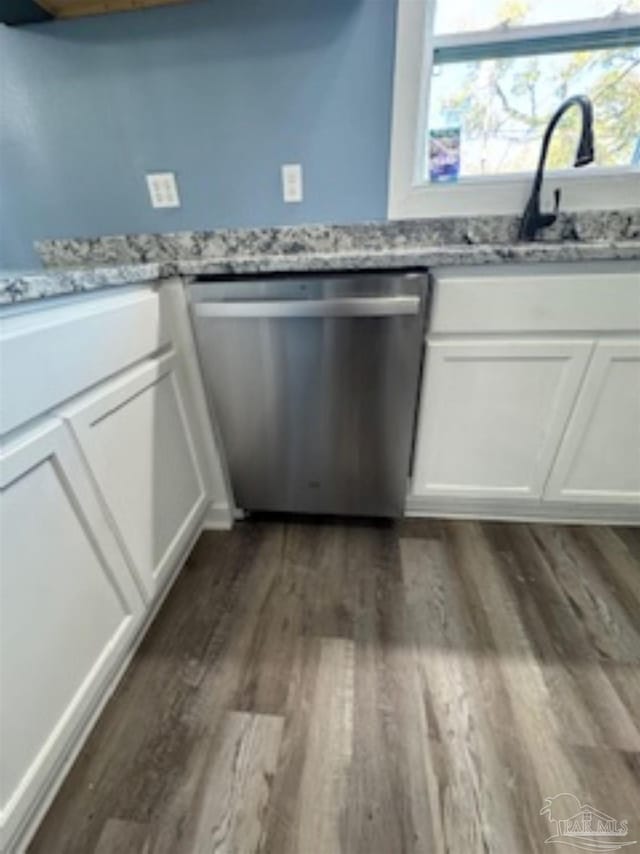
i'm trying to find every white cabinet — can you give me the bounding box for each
[545,339,640,505]
[63,351,208,599]
[0,419,144,848]
[0,288,168,436]
[410,262,640,522]
[0,283,231,852]
[411,339,592,500]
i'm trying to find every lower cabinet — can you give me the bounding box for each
[545,339,640,505]
[0,284,226,851]
[411,339,592,500]
[410,263,640,522]
[62,351,208,600]
[0,419,145,849]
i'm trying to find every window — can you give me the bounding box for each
[388,0,640,218]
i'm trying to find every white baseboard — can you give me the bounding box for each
[405,495,640,526]
[201,501,234,530]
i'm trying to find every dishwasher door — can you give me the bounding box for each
[189,273,429,517]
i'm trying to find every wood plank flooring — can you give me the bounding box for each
[29,519,640,854]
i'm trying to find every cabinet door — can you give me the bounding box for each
[545,339,640,505]
[0,420,144,849]
[64,351,207,599]
[411,339,592,500]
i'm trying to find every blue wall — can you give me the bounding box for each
[0,0,397,268]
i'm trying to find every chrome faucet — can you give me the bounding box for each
[518,95,595,241]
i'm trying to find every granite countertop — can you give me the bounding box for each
[174,239,640,276]
[0,262,162,305]
[2,209,639,305]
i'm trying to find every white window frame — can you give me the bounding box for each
[388,0,640,220]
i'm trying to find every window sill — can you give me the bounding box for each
[389,167,640,221]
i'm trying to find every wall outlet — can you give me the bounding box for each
[146,172,180,209]
[281,163,303,203]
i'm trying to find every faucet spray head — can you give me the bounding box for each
[575,142,594,167]
[574,95,595,167]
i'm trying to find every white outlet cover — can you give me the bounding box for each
[146,172,180,209]
[281,163,303,203]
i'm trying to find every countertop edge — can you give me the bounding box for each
[174,241,640,276]
[0,262,162,306]
[1,242,639,306]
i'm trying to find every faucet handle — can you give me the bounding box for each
[539,188,561,229]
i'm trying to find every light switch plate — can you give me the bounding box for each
[281,163,303,203]
[146,172,181,209]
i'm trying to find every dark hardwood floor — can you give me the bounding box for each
[30,519,640,854]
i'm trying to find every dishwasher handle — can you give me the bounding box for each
[192,296,421,319]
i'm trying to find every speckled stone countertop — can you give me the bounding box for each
[34,209,640,267]
[1,209,638,305]
[0,263,162,305]
[174,240,640,276]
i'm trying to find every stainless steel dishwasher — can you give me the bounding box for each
[189,272,430,517]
